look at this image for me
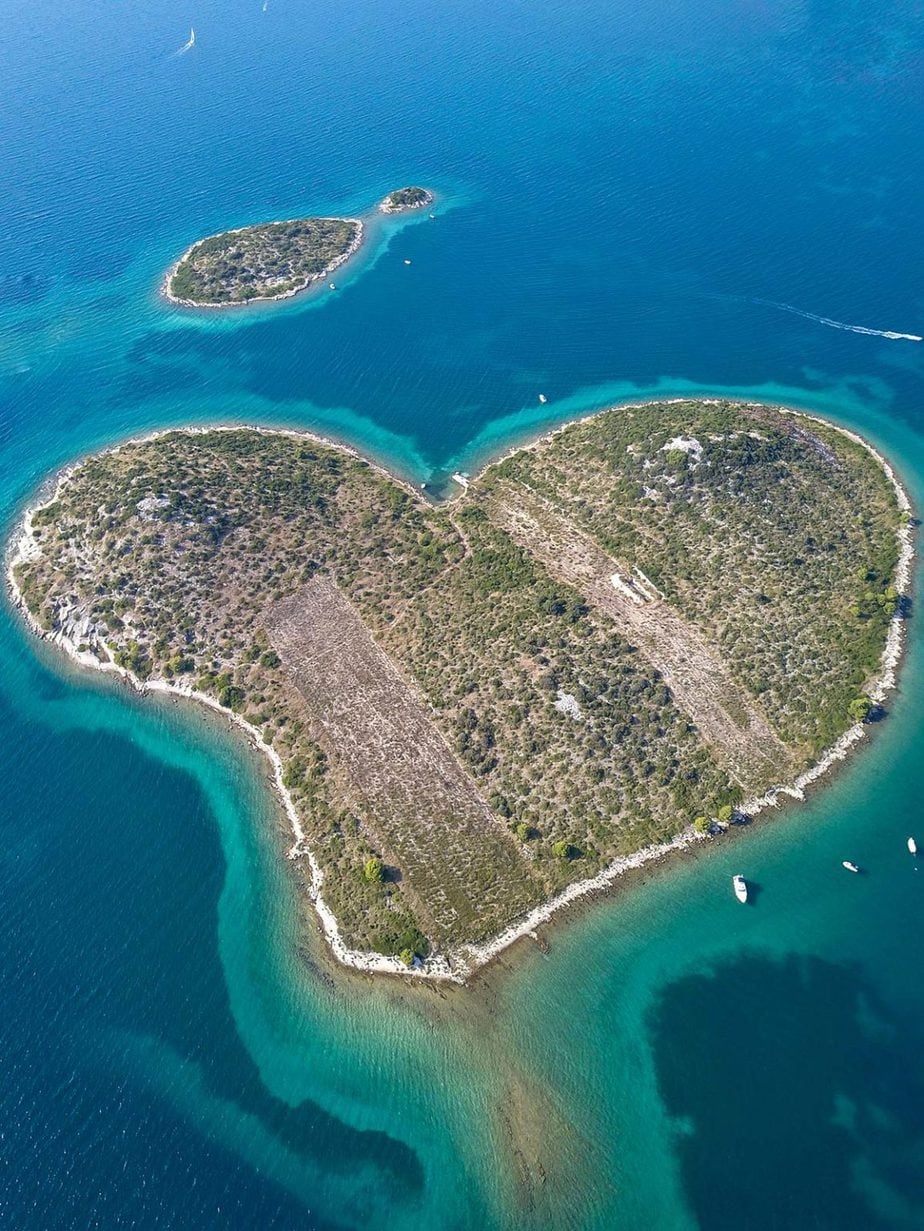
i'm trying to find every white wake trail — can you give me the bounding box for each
[175,28,196,55]
[751,298,921,342]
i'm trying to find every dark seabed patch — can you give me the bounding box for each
[649,953,924,1230]
[0,689,422,1229]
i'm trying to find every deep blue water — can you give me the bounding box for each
[2,0,923,1227]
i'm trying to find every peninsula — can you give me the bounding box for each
[9,401,911,978]
[162,185,434,307]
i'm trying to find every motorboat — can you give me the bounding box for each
[909,837,918,855]
[732,874,747,903]
[842,861,860,873]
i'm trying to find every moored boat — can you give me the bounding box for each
[842,861,860,873]
[732,874,748,903]
[908,837,918,855]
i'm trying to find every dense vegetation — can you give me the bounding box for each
[167,217,359,305]
[14,402,905,962]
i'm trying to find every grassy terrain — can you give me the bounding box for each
[14,402,905,959]
[168,216,359,305]
[485,402,902,760]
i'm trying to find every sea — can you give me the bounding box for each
[2,0,924,1227]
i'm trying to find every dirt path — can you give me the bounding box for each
[486,485,793,791]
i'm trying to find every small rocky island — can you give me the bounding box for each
[163,184,434,307]
[10,401,910,978]
[164,217,362,307]
[379,186,434,213]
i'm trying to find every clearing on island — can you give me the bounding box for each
[12,400,908,973]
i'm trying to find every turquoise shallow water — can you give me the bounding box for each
[2,0,924,1226]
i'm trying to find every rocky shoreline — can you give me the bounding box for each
[378,187,435,214]
[160,216,365,310]
[5,401,914,983]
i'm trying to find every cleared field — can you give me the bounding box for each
[263,578,536,944]
[485,483,793,790]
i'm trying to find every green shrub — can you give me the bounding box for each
[363,857,384,883]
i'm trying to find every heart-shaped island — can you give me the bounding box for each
[9,399,911,979]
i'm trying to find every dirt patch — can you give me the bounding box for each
[486,485,793,790]
[263,578,535,943]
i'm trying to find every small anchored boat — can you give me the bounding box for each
[404,259,412,265]
[732,874,748,903]
[538,393,548,404]
[908,837,918,855]
[842,861,860,874]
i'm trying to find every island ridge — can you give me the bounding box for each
[9,400,910,977]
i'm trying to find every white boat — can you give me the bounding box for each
[732,874,748,903]
[538,393,547,404]
[909,837,918,855]
[329,282,336,289]
[404,259,412,265]
[842,861,860,873]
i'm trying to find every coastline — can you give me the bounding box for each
[160,216,365,310]
[5,399,915,983]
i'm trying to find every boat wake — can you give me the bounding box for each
[749,297,921,342]
[175,28,196,55]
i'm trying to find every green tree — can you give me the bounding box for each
[693,815,711,834]
[848,695,873,723]
[552,839,571,860]
[399,947,417,967]
[717,804,734,825]
[218,684,245,711]
[363,856,384,883]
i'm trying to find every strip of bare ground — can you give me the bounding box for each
[262,577,537,945]
[484,483,793,791]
